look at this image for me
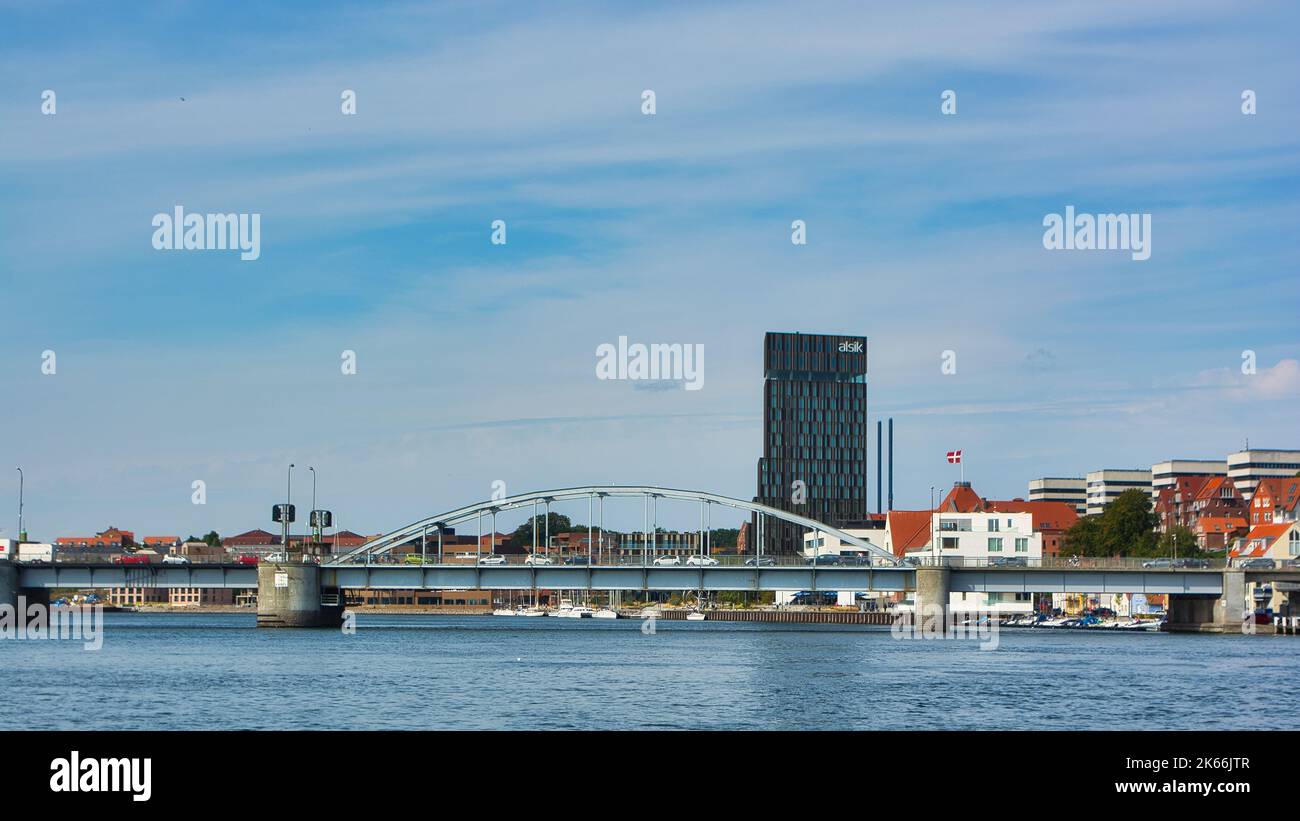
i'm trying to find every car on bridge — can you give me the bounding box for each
[1142,558,1174,568]
[744,556,776,567]
[478,555,507,566]
[685,555,719,567]
[1172,558,1210,569]
[988,556,1028,567]
[562,555,591,565]
[652,555,681,566]
[805,554,841,566]
[1238,558,1275,569]
[162,554,190,565]
[523,554,553,566]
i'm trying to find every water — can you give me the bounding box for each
[2,613,1296,730]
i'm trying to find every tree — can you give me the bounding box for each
[185,531,222,547]
[1156,525,1198,558]
[508,513,573,550]
[1063,514,1104,556]
[1062,489,1158,557]
[1099,489,1158,556]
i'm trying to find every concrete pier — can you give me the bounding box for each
[256,562,345,628]
[0,563,16,612]
[1168,570,1247,633]
[915,565,950,630]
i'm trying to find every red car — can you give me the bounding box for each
[113,555,151,565]
[235,555,259,566]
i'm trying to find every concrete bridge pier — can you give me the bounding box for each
[0,563,16,612]
[1168,570,1246,633]
[256,561,344,628]
[915,565,950,630]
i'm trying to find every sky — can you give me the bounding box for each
[0,0,1297,541]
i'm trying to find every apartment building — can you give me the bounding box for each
[1085,469,1153,515]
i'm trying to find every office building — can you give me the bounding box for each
[1027,477,1086,515]
[1151,459,1228,490]
[1085,469,1152,515]
[1226,449,1300,499]
[755,331,868,554]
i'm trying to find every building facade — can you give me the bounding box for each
[1151,459,1228,490]
[755,331,869,554]
[1027,477,1086,515]
[1085,469,1152,515]
[1227,449,1300,499]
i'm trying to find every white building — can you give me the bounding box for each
[1151,459,1228,490]
[1028,477,1086,514]
[1085,468,1152,515]
[1226,449,1300,499]
[903,511,1043,614]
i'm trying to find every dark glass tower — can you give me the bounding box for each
[755,331,869,554]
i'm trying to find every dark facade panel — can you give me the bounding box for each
[754,331,868,554]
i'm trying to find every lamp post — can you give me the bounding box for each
[285,463,295,556]
[309,466,317,543]
[15,467,23,543]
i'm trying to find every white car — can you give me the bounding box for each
[523,554,552,566]
[652,555,681,566]
[478,554,507,566]
[162,554,190,565]
[685,555,719,567]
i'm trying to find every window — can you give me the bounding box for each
[1015,538,1029,553]
[988,520,1000,532]
[988,537,1003,552]
[942,537,959,550]
[1290,530,1299,556]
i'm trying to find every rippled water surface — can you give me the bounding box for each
[2,613,1296,730]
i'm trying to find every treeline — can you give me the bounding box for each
[1062,489,1198,557]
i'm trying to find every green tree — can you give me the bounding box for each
[508,513,573,550]
[1100,489,1158,556]
[1063,489,1158,557]
[1063,514,1104,556]
[1156,525,1198,558]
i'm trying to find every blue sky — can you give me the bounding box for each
[1,0,1297,540]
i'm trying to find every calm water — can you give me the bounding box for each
[1,613,1296,730]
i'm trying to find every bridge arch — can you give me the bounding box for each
[327,485,899,566]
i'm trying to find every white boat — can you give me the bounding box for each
[1036,617,1072,628]
[593,608,618,619]
[686,611,707,621]
[552,600,582,618]
[520,607,548,617]
[492,608,517,617]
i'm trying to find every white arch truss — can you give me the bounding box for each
[327,485,900,566]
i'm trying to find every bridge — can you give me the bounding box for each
[3,485,1295,632]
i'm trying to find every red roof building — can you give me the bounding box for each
[1248,477,1300,526]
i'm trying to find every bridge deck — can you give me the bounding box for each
[12,562,1291,594]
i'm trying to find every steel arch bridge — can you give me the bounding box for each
[327,485,900,566]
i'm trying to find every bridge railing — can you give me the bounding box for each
[325,553,1256,571]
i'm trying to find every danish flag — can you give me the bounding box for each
[946,450,962,463]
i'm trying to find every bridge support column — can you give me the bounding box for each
[915,565,950,630]
[0,563,17,613]
[256,562,344,628]
[1168,570,1247,633]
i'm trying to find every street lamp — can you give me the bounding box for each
[309,466,317,542]
[15,467,23,543]
[286,463,294,554]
